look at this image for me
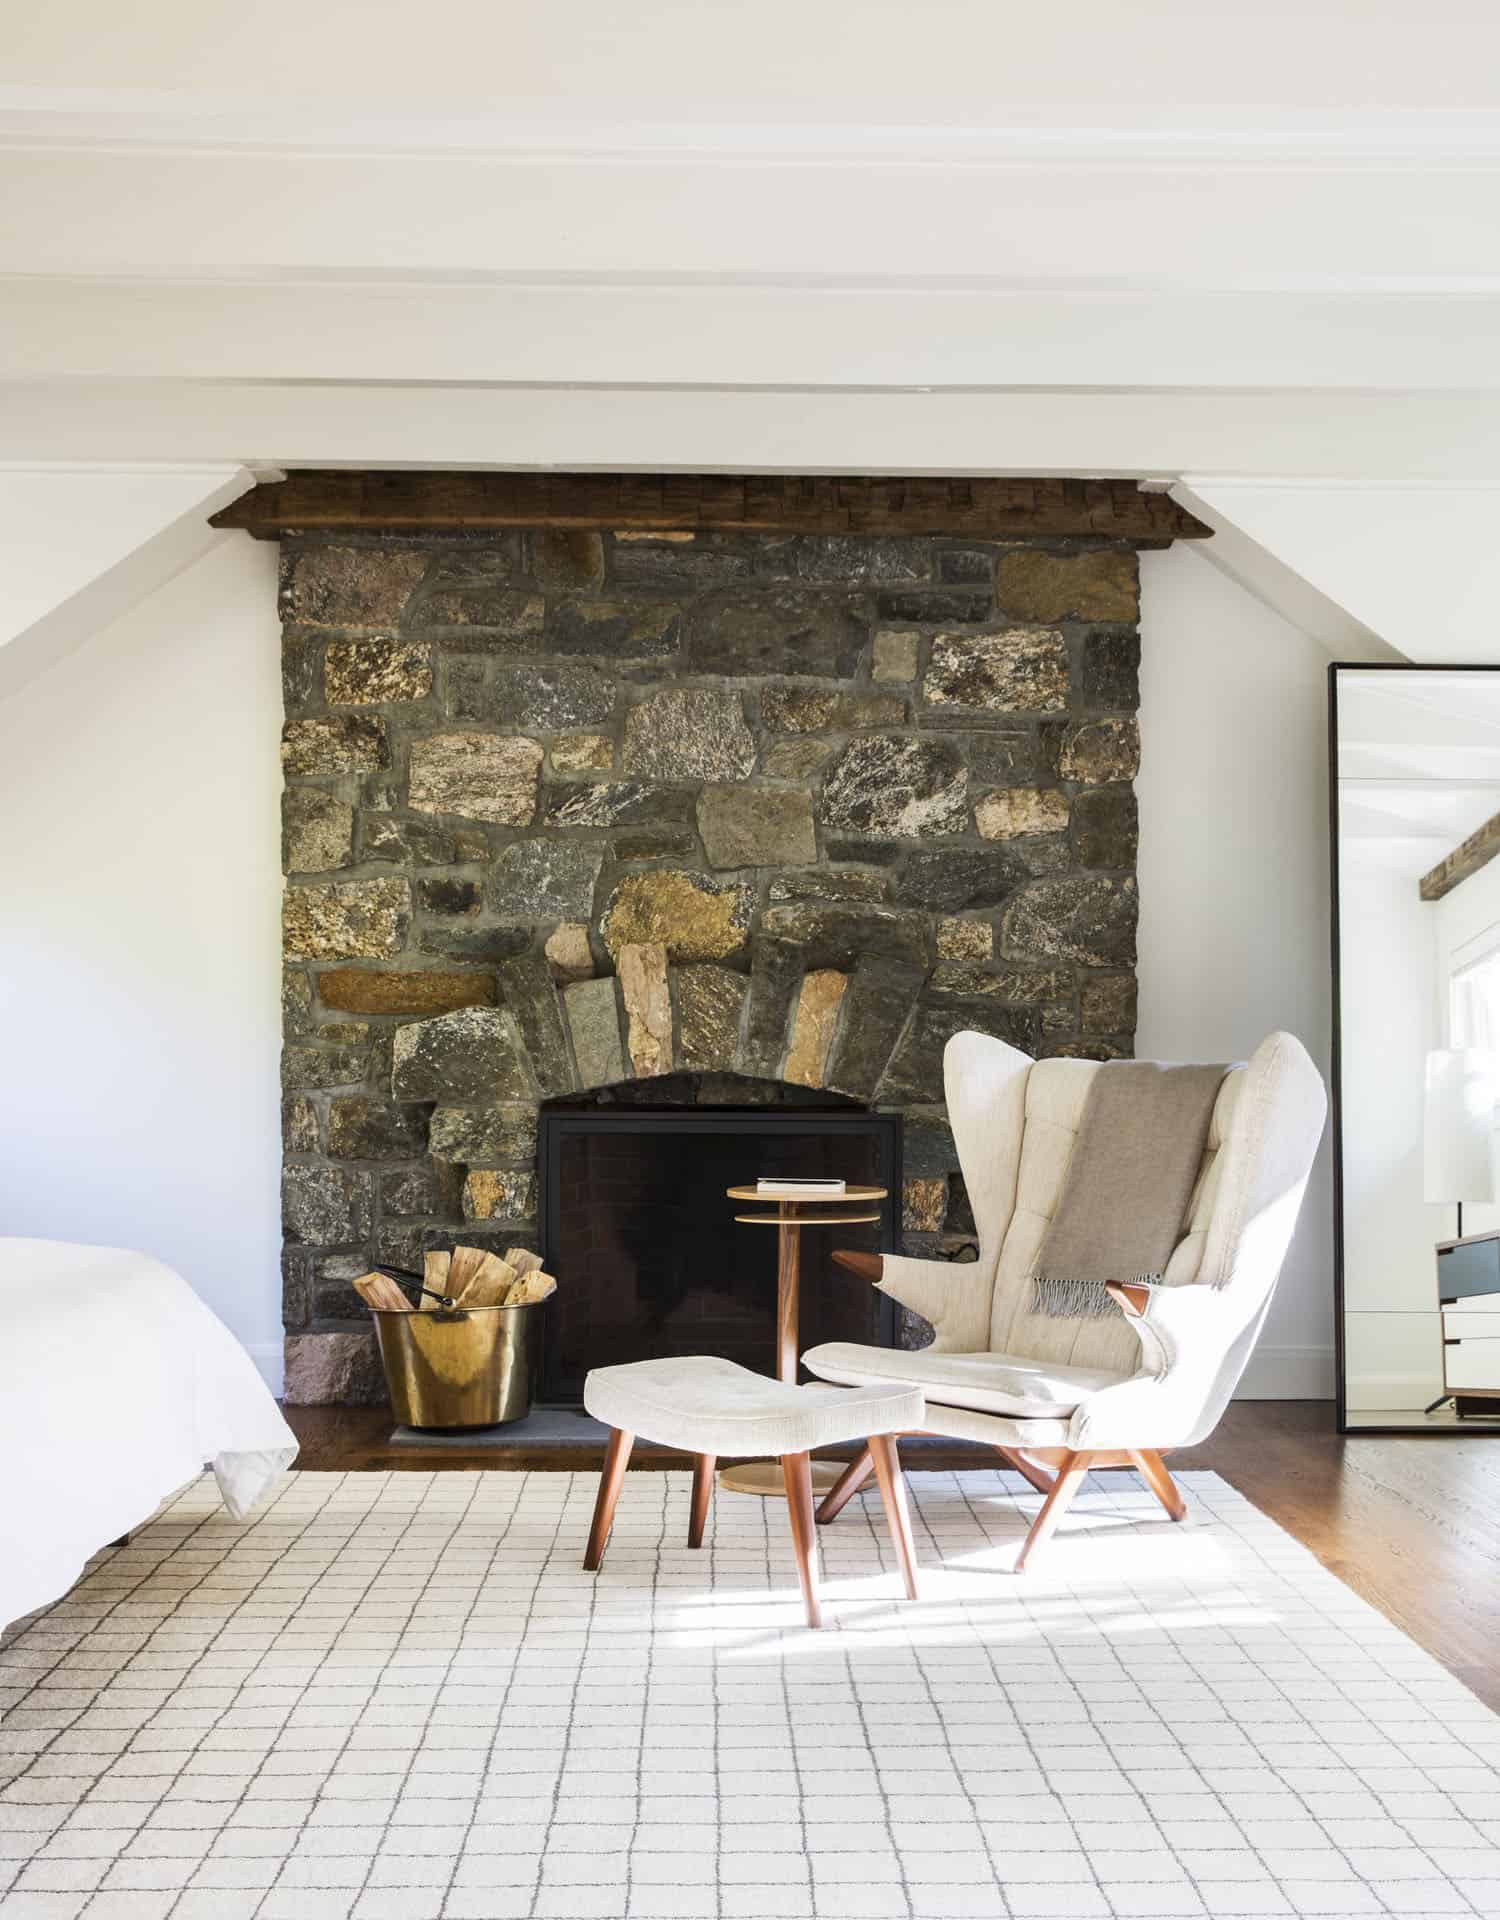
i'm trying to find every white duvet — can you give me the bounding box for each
[0,1238,298,1630]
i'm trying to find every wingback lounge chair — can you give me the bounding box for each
[803,1030,1327,1569]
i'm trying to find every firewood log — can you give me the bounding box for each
[453,1253,519,1310]
[446,1244,489,1299]
[504,1269,557,1306]
[352,1272,414,1313]
[421,1250,452,1308]
[503,1246,544,1275]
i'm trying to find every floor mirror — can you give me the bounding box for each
[1333,663,1500,1431]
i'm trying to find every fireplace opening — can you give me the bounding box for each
[537,1103,901,1404]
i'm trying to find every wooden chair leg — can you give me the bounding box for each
[584,1427,634,1572]
[781,1451,823,1628]
[688,1452,715,1548]
[868,1435,920,1600]
[1129,1448,1187,1521]
[996,1446,1057,1497]
[1014,1450,1092,1573]
[815,1445,874,1524]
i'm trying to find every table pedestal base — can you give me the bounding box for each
[718,1459,846,1498]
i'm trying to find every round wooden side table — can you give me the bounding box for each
[719,1183,887,1496]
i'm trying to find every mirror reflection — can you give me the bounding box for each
[1336,665,1500,1429]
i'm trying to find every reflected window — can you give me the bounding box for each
[1452,944,1500,1051]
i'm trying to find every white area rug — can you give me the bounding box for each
[3,1469,1499,1920]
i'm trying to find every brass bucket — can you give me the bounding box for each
[371,1300,545,1430]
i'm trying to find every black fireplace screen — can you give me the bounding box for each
[538,1108,900,1403]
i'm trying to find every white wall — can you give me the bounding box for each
[0,534,285,1387]
[1137,545,1338,1396]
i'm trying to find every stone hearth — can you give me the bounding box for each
[272,518,1146,1404]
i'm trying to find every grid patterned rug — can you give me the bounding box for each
[3,1468,1499,1920]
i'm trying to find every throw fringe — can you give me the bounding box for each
[1030,1272,1163,1319]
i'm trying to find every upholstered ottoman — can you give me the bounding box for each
[582,1355,925,1627]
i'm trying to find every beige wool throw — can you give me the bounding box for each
[1030,1060,1226,1318]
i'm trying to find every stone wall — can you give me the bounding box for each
[277,528,1142,1403]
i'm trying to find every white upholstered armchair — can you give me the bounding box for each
[804,1029,1327,1568]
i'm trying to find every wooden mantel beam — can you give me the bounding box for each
[211,471,1212,545]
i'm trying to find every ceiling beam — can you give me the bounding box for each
[211,470,1212,543]
[1420,810,1500,902]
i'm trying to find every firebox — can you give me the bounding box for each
[537,1105,900,1403]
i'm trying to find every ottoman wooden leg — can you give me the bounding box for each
[688,1453,715,1548]
[868,1435,920,1600]
[781,1451,823,1629]
[585,1427,634,1572]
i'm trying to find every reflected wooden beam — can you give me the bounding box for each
[1420,806,1500,901]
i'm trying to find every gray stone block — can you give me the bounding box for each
[497,950,575,1097]
[565,976,626,1090]
[824,956,927,1102]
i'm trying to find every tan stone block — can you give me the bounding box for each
[324,637,433,705]
[784,969,848,1089]
[618,942,673,1077]
[462,1169,538,1222]
[283,788,354,873]
[317,969,495,1015]
[550,733,615,773]
[282,715,387,775]
[601,870,753,963]
[997,549,1139,623]
[1058,717,1140,784]
[936,918,992,961]
[923,628,1068,713]
[544,922,594,982]
[872,630,919,682]
[281,547,427,629]
[975,788,1071,839]
[408,732,543,824]
[903,1176,948,1233]
[283,878,411,960]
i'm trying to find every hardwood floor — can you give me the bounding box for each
[282,1399,1500,1711]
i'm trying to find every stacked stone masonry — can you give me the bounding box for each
[278,527,1142,1403]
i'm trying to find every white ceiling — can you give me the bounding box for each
[6,0,1497,120]
[1339,672,1500,867]
[2,0,1499,669]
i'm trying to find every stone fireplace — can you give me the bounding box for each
[235,473,1207,1404]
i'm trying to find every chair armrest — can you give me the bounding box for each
[1067,1279,1255,1449]
[832,1249,994,1352]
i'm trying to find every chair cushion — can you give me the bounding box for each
[583,1355,924,1457]
[802,1340,1132,1419]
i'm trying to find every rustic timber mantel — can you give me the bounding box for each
[212,471,1212,546]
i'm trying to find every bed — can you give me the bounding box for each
[0,1237,298,1630]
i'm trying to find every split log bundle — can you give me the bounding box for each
[360,1244,559,1317]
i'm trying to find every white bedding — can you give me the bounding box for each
[0,1237,298,1630]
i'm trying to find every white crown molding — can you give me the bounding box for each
[4,97,1500,168]
[5,380,1499,485]
[3,137,1498,296]
[5,278,1498,391]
